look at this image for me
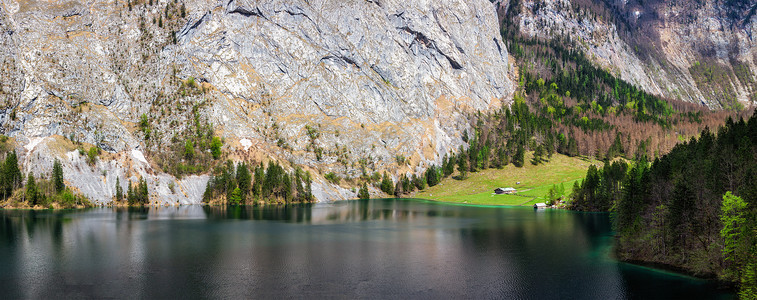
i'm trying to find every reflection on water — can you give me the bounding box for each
[0,199,734,299]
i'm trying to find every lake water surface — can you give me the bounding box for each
[0,199,734,299]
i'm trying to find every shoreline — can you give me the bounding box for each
[401,197,735,289]
[0,197,740,291]
[0,201,319,210]
[619,258,736,290]
[411,196,571,209]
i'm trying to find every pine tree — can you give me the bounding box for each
[545,133,555,159]
[380,172,394,194]
[413,173,426,190]
[304,171,313,202]
[607,132,624,159]
[401,175,413,193]
[357,184,369,199]
[263,161,277,199]
[394,181,403,197]
[236,163,251,203]
[457,152,468,179]
[513,144,525,167]
[115,177,123,202]
[496,147,509,168]
[203,178,213,202]
[531,144,545,165]
[229,187,242,205]
[568,136,579,157]
[426,165,440,187]
[52,159,65,193]
[294,168,305,202]
[282,173,292,203]
[253,165,264,199]
[25,173,37,206]
[139,177,149,205]
[225,170,236,203]
[3,151,21,195]
[127,181,135,205]
[443,154,456,177]
[740,247,757,299]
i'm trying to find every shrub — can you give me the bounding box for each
[324,172,340,185]
[87,146,101,165]
[210,137,222,159]
[184,140,194,160]
[58,190,76,208]
[139,113,151,139]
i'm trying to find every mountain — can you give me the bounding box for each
[0,0,512,203]
[498,0,757,109]
[1,0,755,205]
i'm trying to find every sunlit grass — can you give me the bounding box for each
[415,153,598,206]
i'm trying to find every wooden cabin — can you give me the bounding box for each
[494,187,517,194]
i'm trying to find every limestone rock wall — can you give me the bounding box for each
[0,0,513,203]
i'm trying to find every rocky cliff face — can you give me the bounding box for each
[502,0,757,109]
[0,0,513,203]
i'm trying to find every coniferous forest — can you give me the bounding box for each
[391,6,747,199]
[0,137,92,209]
[203,160,314,205]
[570,111,757,296]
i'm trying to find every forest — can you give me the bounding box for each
[570,111,757,297]
[388,9,744,198]
[203,160,314,205]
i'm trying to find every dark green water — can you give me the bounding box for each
[0,199,734,299]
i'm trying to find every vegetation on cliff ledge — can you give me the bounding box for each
[0,144,93,210]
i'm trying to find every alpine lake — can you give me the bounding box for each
[0,199,735,299]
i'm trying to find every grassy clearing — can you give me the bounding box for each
[415,152,598,206]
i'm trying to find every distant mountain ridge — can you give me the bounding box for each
[498,0,757,109]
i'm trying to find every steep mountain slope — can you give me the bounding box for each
[498,0,757,109]
[0,0,513,203]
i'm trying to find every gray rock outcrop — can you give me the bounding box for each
[0,0,513,203]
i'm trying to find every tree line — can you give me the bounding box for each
[344,0,743,201]
[497,1,741,161]
[569,111,757,297]
[203,160,314,205]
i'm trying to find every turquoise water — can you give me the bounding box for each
[0,199,734,299]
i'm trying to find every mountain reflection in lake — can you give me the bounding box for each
[0,199,734,299]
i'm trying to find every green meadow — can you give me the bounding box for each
[415,153,598,206]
